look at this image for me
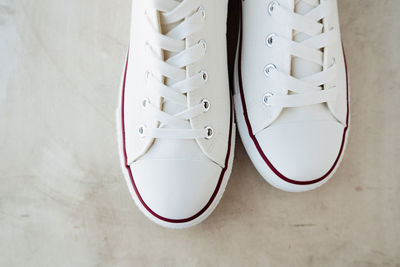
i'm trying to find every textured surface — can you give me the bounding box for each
[1,0,399,266]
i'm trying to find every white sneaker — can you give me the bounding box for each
[234,0,349,192]
[116,0,235,228]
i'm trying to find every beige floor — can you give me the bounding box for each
[1,0,399,266]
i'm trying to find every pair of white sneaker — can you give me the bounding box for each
[117,0,349,229]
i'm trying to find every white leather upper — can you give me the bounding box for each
[131,157,221,219]
[256,107,344,180]
[120,0,232,221]
[241,0,348,135]
[239,0,348,181]
[124,0,231,168]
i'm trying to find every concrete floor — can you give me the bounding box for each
[1,0,399,266]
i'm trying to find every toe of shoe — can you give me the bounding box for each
[129,158,222,221]
[256,121,345,183]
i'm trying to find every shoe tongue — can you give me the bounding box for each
[292,0,321,78]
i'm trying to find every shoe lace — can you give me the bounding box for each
[139,0,212,140]
[262,0,339,108]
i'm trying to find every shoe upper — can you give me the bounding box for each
[120,0,231,220]
[240,0,348,181]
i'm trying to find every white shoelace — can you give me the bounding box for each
[263,0,338,108]
[139,0,212,140]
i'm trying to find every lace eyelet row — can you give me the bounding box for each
[137,125,214,139]
[263,2,279,106]
[138,97,212,139]
[263,64,275,106]
[138,5,213,140]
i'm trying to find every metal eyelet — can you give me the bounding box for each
[263,92,274,106]
[141,98,150,109]
[264,63,277,77]
[201,99,210,112]
[138,125,146,137]
[198,6,206,19]
[198,39,207,50]
[268,0,280,15]
[145,71,150,80]
[205,126,214,139]
[330,57,336,67]
[201,70,208,82]
[266,33,277,48]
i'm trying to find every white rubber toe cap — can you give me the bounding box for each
[256,120,345,182]
[130,159,222,220]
